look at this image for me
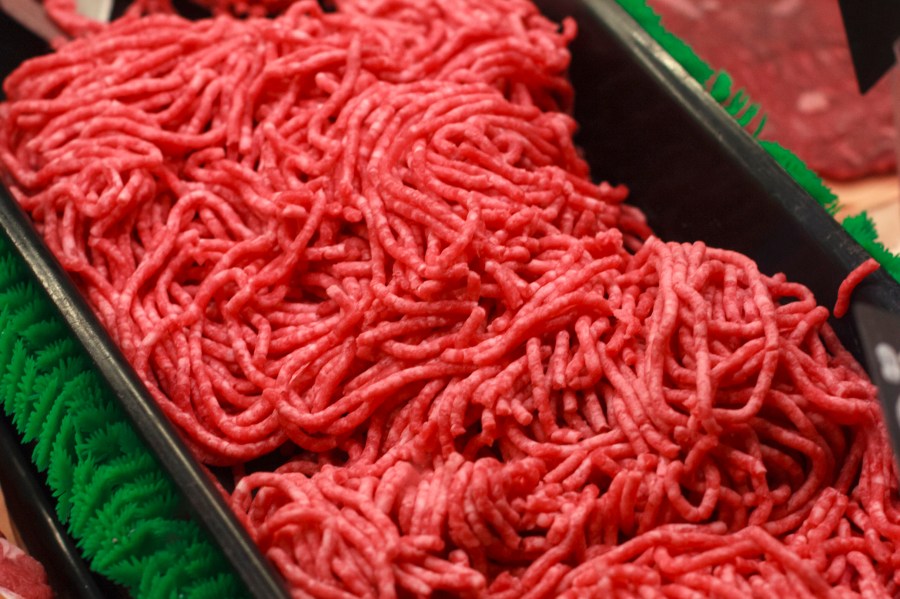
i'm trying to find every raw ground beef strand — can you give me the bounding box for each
[833,258,880,319]
[648,0,896,181]
[1,0,899,596]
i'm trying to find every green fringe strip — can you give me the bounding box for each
[0,232,247,599]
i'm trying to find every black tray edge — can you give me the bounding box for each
[0,412,108,598]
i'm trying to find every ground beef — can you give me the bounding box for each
[1,0,898,596]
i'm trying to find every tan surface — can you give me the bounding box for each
[0,484,23,548]
[830,175,900,254]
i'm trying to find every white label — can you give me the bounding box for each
[75,0,112,22]
[875,342,900,384]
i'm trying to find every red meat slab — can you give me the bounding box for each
[651,0,896,180]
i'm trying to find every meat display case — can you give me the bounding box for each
[0,0,898,596]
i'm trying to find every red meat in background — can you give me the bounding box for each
[0,535,52,599]
[650,0,896,181]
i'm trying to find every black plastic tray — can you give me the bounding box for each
[1,0,899,597]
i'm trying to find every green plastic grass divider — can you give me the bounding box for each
[0,231,247,599]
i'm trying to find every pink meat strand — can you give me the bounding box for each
[1,0,899,596]
[834,258,880,319]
